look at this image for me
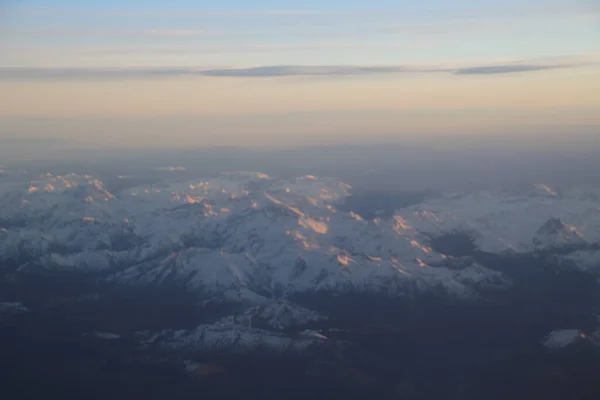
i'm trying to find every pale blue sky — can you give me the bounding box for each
[0,0,598,149]
[2,0,598,67]
[3,0,544,10]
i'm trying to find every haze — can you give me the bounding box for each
[0,0,598,157]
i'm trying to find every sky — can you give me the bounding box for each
[0,0,599,150]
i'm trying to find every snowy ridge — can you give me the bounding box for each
[0,302,29,316]
[542,329,586,349]
[393,187,600,260]
[140,319,328,354]
[1,171,499,298]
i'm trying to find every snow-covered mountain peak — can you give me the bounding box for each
[391,187,600,254]
[28,173,114,198]
[538,217,567,233]
[532,218,586,250]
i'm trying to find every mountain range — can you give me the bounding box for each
[1,169,599,352]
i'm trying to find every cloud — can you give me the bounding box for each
[0,67,207,80]
[138,29,216,38]
[0,56,593,81]
[454,64,567,75]
[83,41,426,56]
[28,8,333,18]
[7,27,221,40]
[201,65,414,77]
[0,65,418,80]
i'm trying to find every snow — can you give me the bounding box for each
[561,250,600,274]
[2,172,598,295]
[2,171,600,352]
[542,329,585,349]
[0,302,29,315]
[142,320,323,354]
[394,186,600,255]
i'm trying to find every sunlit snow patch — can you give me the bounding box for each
[534,183,558,197]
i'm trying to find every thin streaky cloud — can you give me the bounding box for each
[80,42,427,55]
[0,66,415,80]
[11,7,340,18]
[201,65,416,77]
[380,13,593,36]
[6,27,225,39]
[6,10,596,42]
[200,63,580,77]
[0,56,593,81]
[139,29,218,38]
[0,67,208,80]
[454,65,567,75]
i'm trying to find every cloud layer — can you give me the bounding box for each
[0,58,584,81]
[201,65,414,77]
[454,65,566,75]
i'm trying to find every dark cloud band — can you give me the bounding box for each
[0,61,581,80]
[454,65,566,75]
